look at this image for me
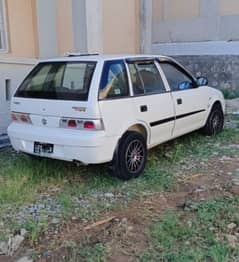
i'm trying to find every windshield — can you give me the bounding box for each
[15,62,96,101]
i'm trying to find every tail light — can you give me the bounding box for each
[11,112,32,124]
[84,121,95,129]
[60,118,103,130]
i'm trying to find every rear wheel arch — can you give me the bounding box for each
[110,130,147,180]
[113,123,149,161]
[127,124,148,143]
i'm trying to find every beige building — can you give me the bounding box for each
[0,0,141,134]
[1,0,239,134]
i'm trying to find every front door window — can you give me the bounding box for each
[160,63,194,91]
[128,61,166,95]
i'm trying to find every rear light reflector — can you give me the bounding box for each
[68,119,77,128]
[20,114,29,123]
[60,118,103,130]
[11,112,32,124]
[84,121,95,129]
[11,113,18,121]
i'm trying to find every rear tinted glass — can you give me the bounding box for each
[15,62,96,101]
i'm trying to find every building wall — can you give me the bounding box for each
[102,0,140,54]
[1,0,75,59]
[0,0,38,133]
[56,0,74,56]
[0,62,34,134]
[152,0,239,44]
[1,0,38,58]
[152,0,239,97]
[175,55,239,98]
[1,0,141,58]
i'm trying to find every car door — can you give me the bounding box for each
[126,59,175,147]
[98,59,136,139]
[160,60,208,138]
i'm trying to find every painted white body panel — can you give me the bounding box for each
[132,94,175,146]
[8,122,117,164]
[8,55,225,164]
[171,88,208,137]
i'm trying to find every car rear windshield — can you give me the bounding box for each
[15,62,96,101]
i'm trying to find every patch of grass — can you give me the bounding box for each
[221,89,239,99]
[0,129,237,202]
[197,198,239,233]
[0,151,70,208]
[63,242,106,262]
[141,197,239,262]
[58,193,74,218]
[24,218,48,246]
[0,128,238,242]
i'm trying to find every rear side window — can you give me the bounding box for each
[99,60,129,100]
[128,61,165,95]
[15,62,96,101]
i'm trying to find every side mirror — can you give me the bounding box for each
[197,77,208,86]
[178,81,192,90]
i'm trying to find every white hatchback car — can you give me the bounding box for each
[8,54,225,180]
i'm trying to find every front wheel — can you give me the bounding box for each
[201,104,224,136]
[111,131,147,180]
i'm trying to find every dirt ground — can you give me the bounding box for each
[1,116,239,262]
[19,156,238,262]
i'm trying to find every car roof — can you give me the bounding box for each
[40,54,170,63]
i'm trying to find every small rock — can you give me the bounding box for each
[230,186,239,195]
[104,193,114,198]
[38,204,45,209]
[227,223,237,230]
[194,186,207,193]
[127,226,134,232]
[20,229,27,237]
[209,227,216,232]
[17,256,33,262]
[0,241,8,255]
[8,234,25,256]
[180,200,199,212]
[121,218,128,225]
[71,216,77,221]
[219,156,232,162]
[225,234,238,248]
[43,251,51,258]
[232,179,239,186]
[51,218,60,224]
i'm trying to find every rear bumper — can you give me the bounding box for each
[8,123,119,164]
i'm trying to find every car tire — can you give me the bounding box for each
[111,131,147,180]
[201,103,224,136]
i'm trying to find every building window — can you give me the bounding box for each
[0,0,7,52]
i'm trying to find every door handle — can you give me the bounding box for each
[140,105,148,112]
[177,98,183,105]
